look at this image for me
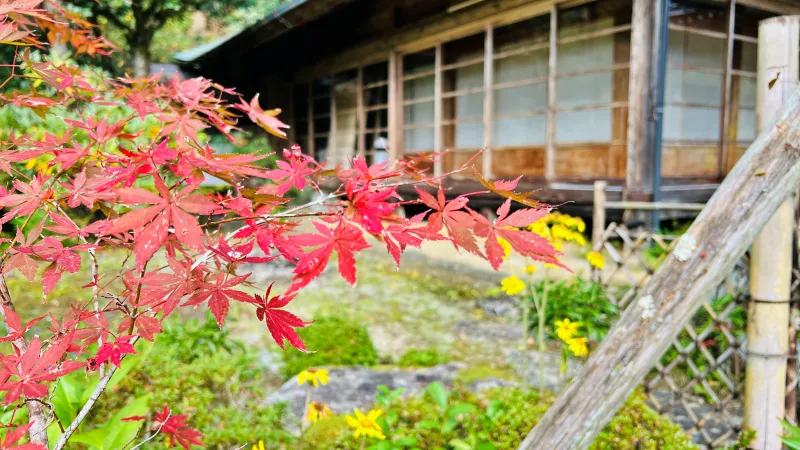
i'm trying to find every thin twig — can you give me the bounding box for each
[128,411,169,450]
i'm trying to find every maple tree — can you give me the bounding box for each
[0,1,561,448]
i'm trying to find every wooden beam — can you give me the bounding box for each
[719,0,735,180]
[745,16,799,450]
[388,50,400,160]
[519,88,800,450]
[482,24,494,179]
[736,0,800,15]
[434,44,443,177]
[545,5,557,182]
[295,0,554,81]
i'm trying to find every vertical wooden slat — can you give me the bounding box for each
[482,24,494,179]
[330,81,337,166]
[745,15,799,450]
[357,67,366,159]
[719,0,736,179]
[434,44,444,177]
[388,50,401,160]
[546,5,557,182]
[307,83,314,157]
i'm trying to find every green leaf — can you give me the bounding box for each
[102,394,151,450]
[449,439,472,450]
[476,442,496,450]
[784,438,800,450]
[415,419,439,430]
[447,403,477,418]
[425,382,448,411]
[70,428,107,449]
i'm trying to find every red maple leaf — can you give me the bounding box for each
[0,306,43,344]
[470,199,562,270]
[46,212,109,239]
[183,273,252,327]
[0,177,52,225]
[95,335,136,367]
[104,175,219,270]
[264,147,314,196]
[60,167,116,208]
[416,186,480,256]
[233,220,303,262]
[153,405,204,450]
[246,283,310,351]
[0,422,46,450]
[136,256,196,316]
[291,221,370,291]
[345,181,398,234]
[0,335,82,405]
[236,94,289,138]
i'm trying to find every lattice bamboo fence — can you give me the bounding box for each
[591,223,758,448]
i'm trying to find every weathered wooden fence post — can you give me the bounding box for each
[745,15,799,450]
[518,87,800,449]
[592,181,607,282]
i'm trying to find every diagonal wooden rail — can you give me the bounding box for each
[519,90,800,449]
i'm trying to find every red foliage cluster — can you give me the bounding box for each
[0,1,561,448]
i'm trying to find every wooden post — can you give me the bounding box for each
[545,5,557,182]
[434,44,443,177]
[745,16,799,450]
[482,24,494,179]
[592,181,607,251]
[624,0,654,203]
[519,89,800,450]
[388,50,400,160]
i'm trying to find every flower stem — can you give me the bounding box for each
[538,270,549,388]
[360,437,366,450]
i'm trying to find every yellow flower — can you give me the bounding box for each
[306,401,333,424]
[554,318,582,341]
[501,276,525,296]
[346,409,385,440]
[497,237,512,261]
[297,368,330,387]
[252,440,265,450]
[552,240,563,252]
[566,337,589,357]
[587,251,605,269]
[524,265,537,274]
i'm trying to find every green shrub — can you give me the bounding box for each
[397,348,449,368]
[280,316,379,379]
[101,324,293,449]
[302,387,698,450]
[159,313,244,363]
[526,278,618,342]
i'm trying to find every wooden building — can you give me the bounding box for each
[175,0,800,206]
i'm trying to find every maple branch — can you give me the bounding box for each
[0,276,50,447]
[53,336,141,450]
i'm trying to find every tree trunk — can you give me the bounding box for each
[131,44,150,79]
[0,278,49,447]
[519,89,800,450]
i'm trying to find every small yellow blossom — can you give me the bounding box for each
[306,401,333,423]
[566,337,589,357]
[297,368,330,387]
[498,237,512,261]
[524,265,537,274]
[555,318,582,341]
[587,251,605,269]
[346,409,385,440]
[501,275,526,296]
[252,440,265,450]
[544,263,558,269]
